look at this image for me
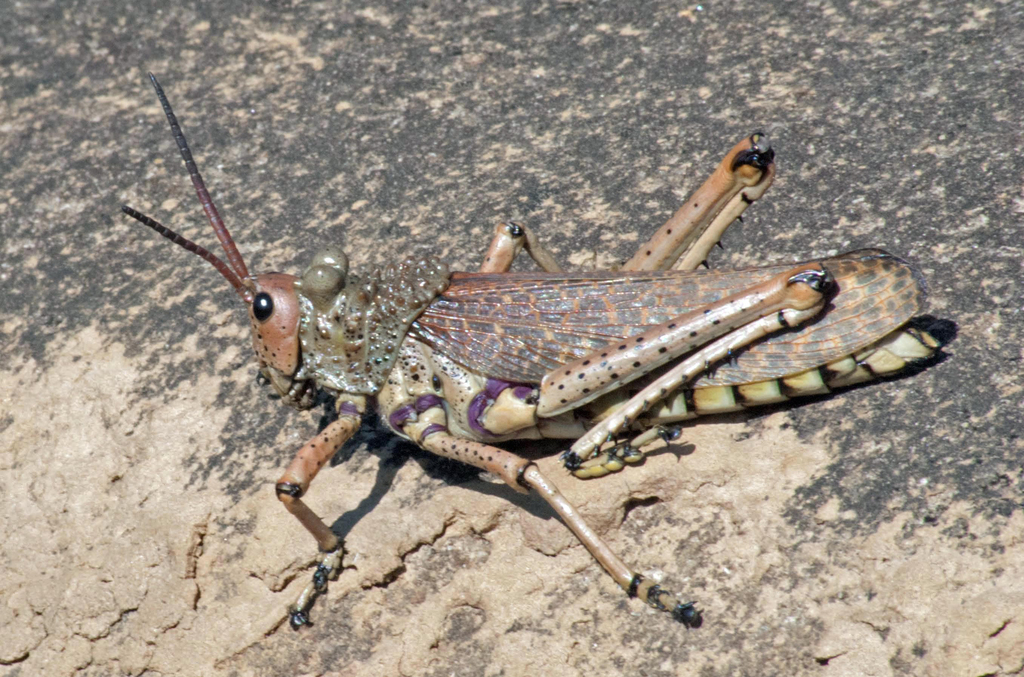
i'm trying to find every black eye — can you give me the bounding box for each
[252,292,274,322]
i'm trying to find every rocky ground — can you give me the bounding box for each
[2,1,1022,675]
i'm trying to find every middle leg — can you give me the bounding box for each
[478,221,564,273]
[403,420,701,626]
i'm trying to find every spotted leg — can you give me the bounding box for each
[569,300,827,476]
[397,415,701,626]
[534,266,833,472]
[279,396,366,629]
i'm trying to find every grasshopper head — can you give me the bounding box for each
[246,272,309,405]
[121,73,315,408]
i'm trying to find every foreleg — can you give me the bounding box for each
[280,396,365,629]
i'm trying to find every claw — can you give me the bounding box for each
[657,426,682,443]
[289,609,310,630]
[673,601,702,628]
[620,446,643,463]
[313,563,331,592]
[643,585,704,627]
[288,546,344,630]
[560,449,582,471]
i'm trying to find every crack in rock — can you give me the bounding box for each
[364,518,454,591]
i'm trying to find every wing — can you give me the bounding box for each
[410,249,926,386]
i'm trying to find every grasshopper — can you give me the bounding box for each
[122,74,945,630]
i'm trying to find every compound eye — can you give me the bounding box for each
[252,292,274,322]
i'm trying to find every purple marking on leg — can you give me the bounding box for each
[388,405,415,431]
[483,378,512,400]
[485,378,537,401]
[512,385,535,400]
[471,380,538,437]
[419,423,448,441]
[415,394,444,413]
[467,393,496,437]
[339,401,361,417]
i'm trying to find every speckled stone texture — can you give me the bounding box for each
[1,2,1021,676]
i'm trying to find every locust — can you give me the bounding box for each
[121,74,946,630]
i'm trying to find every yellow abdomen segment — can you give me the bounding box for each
[638,325,941,423]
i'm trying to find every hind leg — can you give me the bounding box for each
[479,134,774,275]
[530,266,833,474]
[624,133,775,272]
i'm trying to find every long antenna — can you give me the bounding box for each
[121,205,252,301]
[147,72,251,280]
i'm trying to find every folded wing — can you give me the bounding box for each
[410,249,926,387]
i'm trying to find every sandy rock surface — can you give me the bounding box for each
[2,2,1021,676]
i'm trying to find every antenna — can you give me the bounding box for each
[120,205,252,301]
[147,72,251,280]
